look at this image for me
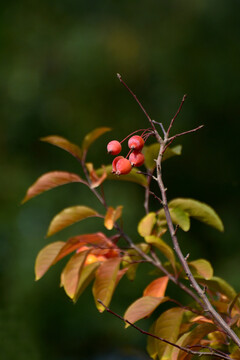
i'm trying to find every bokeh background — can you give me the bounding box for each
[0,1,239,359]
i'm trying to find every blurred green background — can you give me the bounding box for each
[0,1,239,359]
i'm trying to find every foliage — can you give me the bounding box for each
[22,81,240,360]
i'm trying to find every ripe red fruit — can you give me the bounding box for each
[107,140,122,155]
[112,156,124,173]
[128,135,144,151]
[129,150,145,167]
[116,158,132,175]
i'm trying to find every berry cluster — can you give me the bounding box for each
[107,135,145,175]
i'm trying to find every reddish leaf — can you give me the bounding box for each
[86,163,107,189]
[61,250,90,299]
[53,232,112,263]
[41,135,82,160]
[104,206,123,230]
[22,171,85,203]
[93,257,121,312]
[82,127,111,152]
[73,262,100,303]
[47,206,99,237]
[143,276,169,297]
[35,241,65,280]
[124,296,169,327]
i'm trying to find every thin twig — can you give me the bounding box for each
[97,300,231,360]
[168,124,204,142]
[166,94,187,136]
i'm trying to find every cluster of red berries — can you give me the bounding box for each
[107,135,145,175]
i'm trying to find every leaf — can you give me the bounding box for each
[61,250,90,299]
[73,262,100,303]
[147,321,158,360]
[153,307,184,360]
[22,171,85,203]
[194,276,237,301]
[143,143,182,170]
[124,296,169,327]
[41,135,82,160]
[169,208,190,232]
[122,243,150,281]
[171,323,216,360]
[138,212,157,237]
[189,259,213,280]
[145,235,176,272]
[93,257,121,312]
[96,165,148,187]
[82,127,111,152]
[168,198,224,232]
[53,232,112,263]
[47,206,99,237]
[143,276,169,297]
[85,163,107,189]
[104,206,123,230]
[35,241,65,280]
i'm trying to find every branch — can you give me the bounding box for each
[166,94,187,136]
[97,300,232,360]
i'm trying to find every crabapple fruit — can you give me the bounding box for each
[112,156,124,173]
[116,158,132,175]
[128,135,144,151]
[129,150,145,167]
[107,140,122,155]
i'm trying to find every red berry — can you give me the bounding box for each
[112,156,124,173]
[116,158,132,175]
[128,135,144,151]
[129,150,145,167]
[107,140,122,155]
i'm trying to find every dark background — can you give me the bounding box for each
[0,1,239,359]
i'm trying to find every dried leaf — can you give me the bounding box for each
[41,135,82,160]
[93,257,121,312]
[35,241,65,280]
[143,276,169,297]
[47,206,99,237]
[104,206,123,230]
[22,171,85,203]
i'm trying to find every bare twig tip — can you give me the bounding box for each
[116,73,122,80]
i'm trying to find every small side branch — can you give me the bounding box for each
[97,300,232,360]
[166,94,187,136]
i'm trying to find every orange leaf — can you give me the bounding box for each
[53,232,112,263]
[35,241,65,280]
[61,250,90,299]
[124,296,169,327]
[93,257,121,312]
[22,171,85,203]
[86,163,107,189]
[104,206,123,230]
[41,135,82,160]
[47,206,99,237]
[143,276,169,297]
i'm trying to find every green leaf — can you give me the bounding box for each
[22,171,85,204]
[93,257,121,312]
[189,259,213,280]
[194,276,237,301]
[82,127,111,152]
[40,135,82,160]
[124,296,169,327]
[61,250,90,299]
[171,323,216,360]
[96,165,148,187]
[143,143,182,170]
[138,212,157,237]
[145,235,176,272]
[168,198,224,232]
[169,208,190,232]
[47,206,99,237]
[73,262,100,303]
[153,307,184,360]
[35,241,65,280]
